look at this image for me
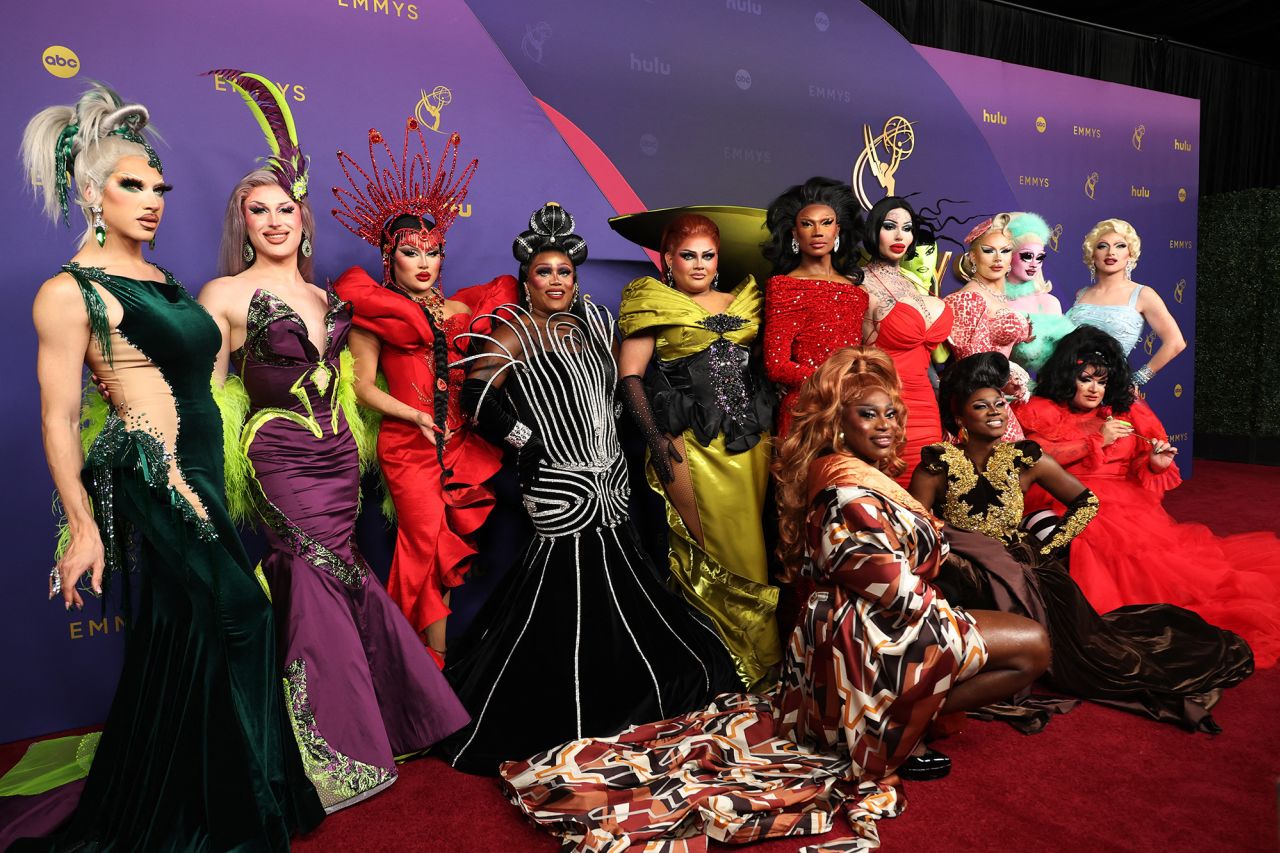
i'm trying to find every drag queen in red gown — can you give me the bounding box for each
[762,177,868,438]
[860,197,952,486]
[1018,326,1280,667]
[332,121,515,661]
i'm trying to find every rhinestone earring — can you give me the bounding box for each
[242,239,256,265]
[712,272,720,289]
[300,233,313,258]
[1088,263,1096,284]
[791,236,800,254]
[92,206,106,248]
[664,268,674,287]
[1125,260,1135,280]
[834,234,841,252]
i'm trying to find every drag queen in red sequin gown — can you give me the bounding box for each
[860,197,952,486]
[762,178,868,438]
[332,122,515,660]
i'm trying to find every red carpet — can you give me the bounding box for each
[4,460,1278,852]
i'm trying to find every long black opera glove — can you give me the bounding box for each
[1039,487,1100,557]
[461,377,545,488]
[619,374,682,485]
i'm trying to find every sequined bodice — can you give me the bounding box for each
[1066,284,1144,354]
[923,441,1041,544]
[233,288,351,416]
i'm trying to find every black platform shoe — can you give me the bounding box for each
[898,747,951,781]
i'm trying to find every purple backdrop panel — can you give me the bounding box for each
[467,0,1018,239]
[919,47,1199,470]
[0,0,636,743]
[1,0,1199,743]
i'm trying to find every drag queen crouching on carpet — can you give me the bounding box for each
[499,346,1048,852]
[436,203,737,775]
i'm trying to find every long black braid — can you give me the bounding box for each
[425,310,455,493]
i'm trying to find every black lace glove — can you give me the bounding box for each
[461,377,546,489]
[619,374,682,484]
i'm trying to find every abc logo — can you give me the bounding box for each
[1035,116,1047,133]
[42,45,80,79]
[1177,188,1187,202]
[734,69,752,90]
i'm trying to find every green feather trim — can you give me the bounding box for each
[53,381,111,559]
[212,376,253,525]
[362,372,397,524]
[338,348,376,473]
[78,382,111,456]
[379,470,397,524]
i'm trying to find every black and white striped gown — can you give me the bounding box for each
[439,303,738,775]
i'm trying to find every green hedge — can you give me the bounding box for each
[1196,189,1280,439]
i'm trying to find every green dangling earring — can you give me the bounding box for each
[148,237,156,251]
[91,206,106,248]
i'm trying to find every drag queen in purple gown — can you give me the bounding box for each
[199,71,468,812]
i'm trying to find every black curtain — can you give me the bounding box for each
[863,0,1280,195]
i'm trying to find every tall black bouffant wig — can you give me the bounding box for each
[762,176,863,280]
[1035,325,1136,414]
[938,352,1011,434]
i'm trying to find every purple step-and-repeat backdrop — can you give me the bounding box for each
[1,0,1197,742]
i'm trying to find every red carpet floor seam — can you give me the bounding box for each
[3,460,1277,852]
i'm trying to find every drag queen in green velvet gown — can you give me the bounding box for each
[10,82,322,850]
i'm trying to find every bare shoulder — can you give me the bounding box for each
[33,272,88,314]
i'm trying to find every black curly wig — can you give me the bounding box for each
[762,176,863,280]
[1035,325,1136,414]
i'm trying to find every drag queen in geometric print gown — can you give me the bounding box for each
[1019,326,1280,668]
[198,71,468,812]
[332,120,516,661]
[9,82,322,849]
[501,347,1048,853]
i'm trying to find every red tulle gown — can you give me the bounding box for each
[764,275,868,438]
[335,268,516,636]
[1019,396,1280,668]
[865,262,952,486]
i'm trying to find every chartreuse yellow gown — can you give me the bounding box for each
[619,275,781,688]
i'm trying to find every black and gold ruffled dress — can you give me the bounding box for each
[618,275,780,688]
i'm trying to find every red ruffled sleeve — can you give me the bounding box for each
[452,275,519,335]
[1124,400,1183,496]
[1015,396,1105,469]
[334,266,432,349]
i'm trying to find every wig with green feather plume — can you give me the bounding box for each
[206,69,308,201]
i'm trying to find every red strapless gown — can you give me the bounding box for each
[1019,396,1280,667]
[875,301,952,486]
[335,268,517,636]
